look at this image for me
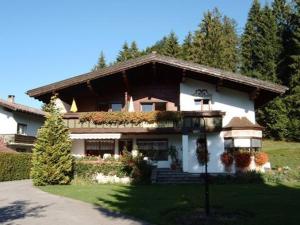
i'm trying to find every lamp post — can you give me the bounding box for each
[202,117,210,216]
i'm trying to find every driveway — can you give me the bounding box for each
[0,180,146,225]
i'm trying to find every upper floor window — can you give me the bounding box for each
[194,98,211,111]
[141,102,167,112]
[111,103,122,112]
[17,123,27,135]
[141,103,153,112]
[99,103,110,112]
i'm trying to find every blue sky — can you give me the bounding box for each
[0,0,271,108]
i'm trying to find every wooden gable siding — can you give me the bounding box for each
[57,63,181,112]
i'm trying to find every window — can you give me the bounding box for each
[85,140,115,157]
[17,123,27,135]
[111,103,122,112]
[118,139,133,154]
[141,103,153,112]
[137,139,168,160]
[155,102,167,111]
[194,98,211,111]
[99,103,110,112]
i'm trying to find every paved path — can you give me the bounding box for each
[0,180,146,225]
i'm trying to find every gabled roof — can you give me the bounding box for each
[27,53,288,98]
[223,117,263,130]
[0,98,45,117]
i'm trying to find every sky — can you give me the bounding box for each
[0,0,271,108]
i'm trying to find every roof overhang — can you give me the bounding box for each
[27,53,288,102]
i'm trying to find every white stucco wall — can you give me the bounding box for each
[14,112,44,136]
[180,78,255,125]
[54,98,70,113]
[0,106,17,134]
[0,106,44,136]
[180,78,256,173]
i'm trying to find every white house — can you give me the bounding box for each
[0,95,45,152]
[27,53,288,173]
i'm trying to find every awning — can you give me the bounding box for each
[70,133,121,140]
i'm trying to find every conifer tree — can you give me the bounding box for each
[116,42,131,62]
[181,32,194,61]
[161,31,181,57]
[31,96,73,186]
[193,8,239,71]
[92,51,106,71]
[129,41,141,59]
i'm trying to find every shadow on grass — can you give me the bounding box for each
[92,178,300,225]
[0,200,50,224]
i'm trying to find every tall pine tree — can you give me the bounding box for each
[181,32,195,61]
[92,51,106,71]
[193,8,238,71]
[31,96,73,186]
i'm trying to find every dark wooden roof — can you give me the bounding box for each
[27,53,288,98]
[223,117,263,130]
[0,98,45,117]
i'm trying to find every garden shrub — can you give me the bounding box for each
[255,152,269,166]
[74,151,152,184]
[234,151,252,168]
[0,152,32,181]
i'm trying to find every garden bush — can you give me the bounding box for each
[0,152,32,181]
[74,152,152,184]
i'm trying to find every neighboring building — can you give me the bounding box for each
[0,95,45,152]
[27,53,287,173]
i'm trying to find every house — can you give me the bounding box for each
[0,95,45,152]
[27,53,287,173]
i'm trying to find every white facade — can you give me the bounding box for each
[0,106,44,138]
[68,78,259,173]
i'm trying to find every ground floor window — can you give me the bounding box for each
[85,139,115,157]
[137,139,168,161]
[119,139,133,154]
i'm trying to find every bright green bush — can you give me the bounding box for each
[0,152,32,181]
[75,152,152,184]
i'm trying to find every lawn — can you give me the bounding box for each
[40,140,300,225]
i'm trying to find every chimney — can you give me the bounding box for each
[7,95,15,103]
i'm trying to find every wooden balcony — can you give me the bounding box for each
[63,111,225,134]
[1,134,36,145]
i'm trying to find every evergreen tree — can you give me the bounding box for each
[285,0,300,141]
[241,1,279,82]
[129,41,141,58]
[181,32,194,61]
[161,31,181,57]
[116,42,131,62]
[193,8,239,71]
[145,36,168,54]
[272,0,293,85]
[92,51,106,71]
[31,96,73,186]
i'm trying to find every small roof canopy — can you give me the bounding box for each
[27,53,288,106]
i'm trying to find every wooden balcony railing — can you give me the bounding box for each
[63,111,225,134]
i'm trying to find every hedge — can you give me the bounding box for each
[0,152,32,182]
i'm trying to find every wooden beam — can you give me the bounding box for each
[86,80,98,96]
[216,79,223,92]
[249,88,260,100]
[122,71,130,91]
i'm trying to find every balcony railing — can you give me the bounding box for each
[63,111,224,134]
[0,134,36,145]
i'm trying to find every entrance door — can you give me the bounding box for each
[118,139,133,155]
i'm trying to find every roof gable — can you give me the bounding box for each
[27,53,288,99]
[0,99,45,117]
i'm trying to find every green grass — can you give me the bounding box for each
[263,140,300,169]
[40,140,300,225]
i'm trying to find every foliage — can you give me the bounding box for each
[220,152,234,167]
[193,8,239,72]
[75,151,152,184]
[0,152,32,181]
[31,96,74,186]
[255,152,269,166]
[80,111,182,125]
[116,41,141,62]
[92,51,106,71]
[196,146,209,166]
[234,151,252,169]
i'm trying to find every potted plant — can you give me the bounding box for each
[234,151,251,172]
[168,145,179,170]
[220,152,234,172]
[255,152,269,166]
